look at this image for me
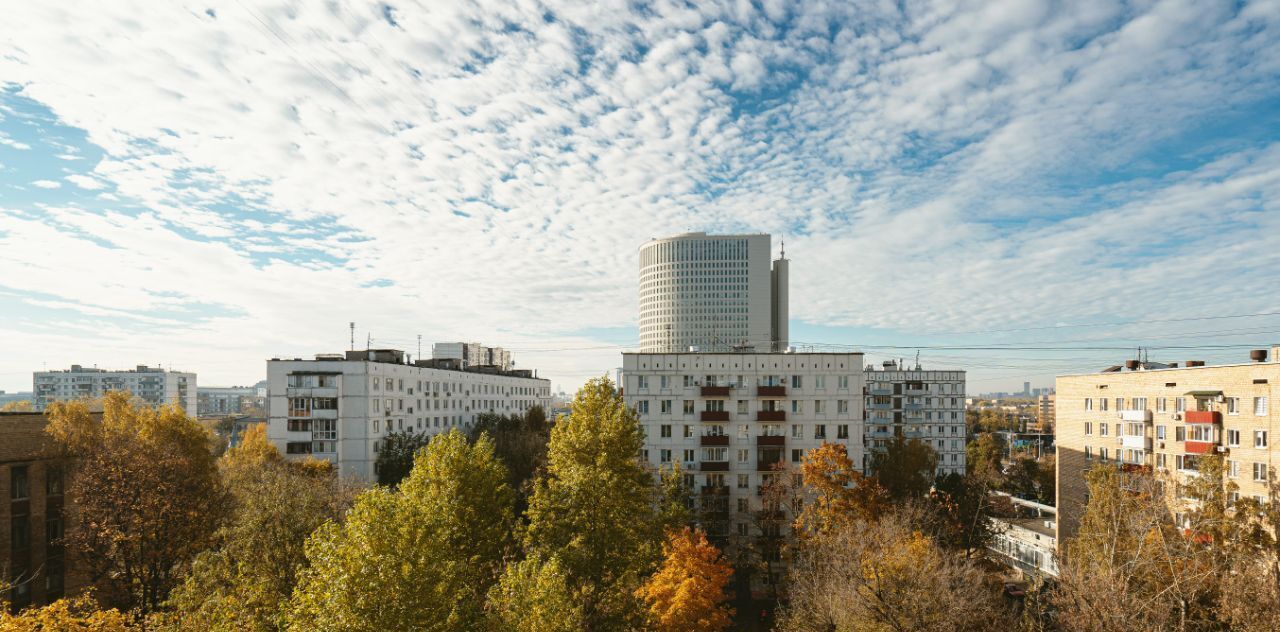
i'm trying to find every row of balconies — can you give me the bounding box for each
[698,410,787,422]
[697,385,789,398]
[693,434,788,447]
[696,459,786,472]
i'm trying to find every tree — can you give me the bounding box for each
[736,464,802,601]
[484,555,585,632]
[965,434,1004,481]
[779,510,1012,632]
[1033,454,1055,505]
[636,528,734,632]
[1003,456,1040,500]
[0,595,133,631]
[166,425,358,631]
[468,409,552,512]
[869,437,938,500]
[46,392,226,613]
[287,430,514,631]
[928,472,1012,557]
[0,399,33,412]
[374,429,432,487]
[795,442,888,535]
[523,376,658,630]
[655,462,694,534]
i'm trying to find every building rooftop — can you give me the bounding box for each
[37,364,183,374]
[1059,347,1280,378]
[269,350,547,381]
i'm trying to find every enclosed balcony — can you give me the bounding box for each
[756,435,785,446]
[1185,411,1221,424]
[700,461,730,472]
[700,434,730,446]
[1121,435,1153,450]
[1120,409,1153,422]
[700,410,730,422]
[701,386,730,397]
[756,410,786,422]
[1185,441,1216,455]
[757,385,786,397]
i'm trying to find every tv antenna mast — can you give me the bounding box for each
[349,322,355,351]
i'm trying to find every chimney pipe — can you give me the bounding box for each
[1124,360,1139,370]
[1186,360,1204,367]
[1251,349,1268,363]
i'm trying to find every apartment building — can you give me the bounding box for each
[863,360,968,476]
[1,412,89,612]
[265,349,551,480]
[623,351,866,543]
[1056,348,1280,542]
[431,342,512,370]
[1035,394,1056,432]
[33,365,196,412]
[197,383,265,416]
[638,233,788,353]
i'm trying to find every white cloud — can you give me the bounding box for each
[0,0,1276,391]
[31,179,61,189]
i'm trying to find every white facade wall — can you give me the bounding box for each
[863,366,968,476]
[33,366,196,412]
[266,355,551,480]
[638,233,775,353]
[624,352,866,540]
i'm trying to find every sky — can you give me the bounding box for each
[1,0,1279,396]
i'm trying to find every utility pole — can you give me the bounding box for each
[349,322,355,351]
[417,334,422,361]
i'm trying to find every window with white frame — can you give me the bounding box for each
[1255,462,1268,482]
[1085,398,1093,411]
[1228,460,1239,478]
[683,449,695,462]
[814,400,826,414]
[1176,397,1186,412]
[1227,429,1240,447]
[1255,396,1268,416]
[837,400,848,413]
[1228,397,1240,415]
[737,449,749,463]
[701,447,727,461]
[1256,430,1269,448]
[1157,398,1167,412]
[1085,422,1092,435]
[1156,425,1166,440]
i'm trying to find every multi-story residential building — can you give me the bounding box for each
[622,351,866,543]
[33,365,196,412]
[1035,393,1056,432]
[1055,348,1280,543]
[863,360,968,476]
[197,385,265,416]
[266,349,551,480]
[638,233,789,353]
[431,342,512,370]
[2,412,90,612]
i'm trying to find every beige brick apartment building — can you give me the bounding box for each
[1056,347,1280,544]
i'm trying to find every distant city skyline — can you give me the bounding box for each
[2,2,1279,395]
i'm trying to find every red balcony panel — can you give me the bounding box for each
[700,461,730,472]
[1185,411,1221,424]
[757,386,787,397]
[701,386,730,397]
[700,435,730,446]
[1185,440,1215,455]
[756,435,785,446]
[700,410,730,422]
[756,410,786,422]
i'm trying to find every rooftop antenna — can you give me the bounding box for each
[780,236,786,259]
[418,334,422,360]
[914,350,921,370]
[349,322,355,351]
[366,333,371,352]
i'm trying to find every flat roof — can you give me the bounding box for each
[1058,360,1280,379]
[623,351,863,356]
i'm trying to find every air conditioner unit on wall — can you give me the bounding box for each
[1172,414,1182,421]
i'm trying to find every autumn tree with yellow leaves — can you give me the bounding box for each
[637,527,734,632]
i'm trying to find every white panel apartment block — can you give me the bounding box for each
[624,351,866,539]
[33,365,197,413]
[266,351,551,480]
[863,362,968,476]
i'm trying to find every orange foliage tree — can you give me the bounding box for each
[636,527,734,632]
[795,442,889,535]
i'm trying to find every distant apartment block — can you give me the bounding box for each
[623,351,867,543]
[863,360,968,476]
[197,383,266,416]
[1056,347,1280,543]
[638,233,789,353]
[33,365,196,412]
[266,349,550,480]
[1036,393,1056,431]
[431,342,512,370]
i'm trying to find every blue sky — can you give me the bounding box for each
[2,0,1279,394]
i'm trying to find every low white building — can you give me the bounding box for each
[266,349,550,480]
[863,360,968,476]
[623,351,866,541]
[988,495,1058,578]
[33,365,196,412]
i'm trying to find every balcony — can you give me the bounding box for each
[701,484,730,496]
[1120,409,1153,422]
[1185,411,1221,424]
[756,435,785,446]
[700,461,730,472]
[756,410,786,422]
[1185,441,1216,455]
[905,387,927,396]
[700,410,730,422]
[868,402,893,411]
[1121,435,1153,450]
[757,459,784,472]
[700,434,730,446]
[701,386,730,397]
[757,386,786,397]
[904,403,924,411]
[869,387,893,396]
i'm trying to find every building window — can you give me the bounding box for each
[1156,453,1166,469]
[791,375,803,388]
[837,424,849,439]
[660,424,671,438]
[1255,462,1268,482]
[1085,398,1092,411]
[1256,430,1269,448]
[45,466,63,496]
[1100,398,1108,411]
[1228,460,1239,478]
[791,448,803,462]
[637,376,649,390]
[1156,425,1165,440]
[815,376,826,389]
[1176,426,1185,442]
[791,425,802,439]
[683,425,693,438]
[737,474,749,488]
[637,401,650,415]
[660,449,671,463]
[1085,422,1092,436]
[11,466,29,500]
[815,425,827,439]
[1157,398,1167,413]
[1255,397,1268,416]
[814,400,826,414]
[837,400,848,414]
[683,449,695,462]
[660,400,672,414]
[1176,397,1186,412]
[683,400,695,414]
[737,400,748,414]
[738,424,749,438]
[737,449,750,463]
[1227,429,1240,447]
[1100,447,1109,462]
[285,442,312,455]
[1100,423,1109,437]
[1228,397,1240,415]
[1084,446,1092,460]
[839,375,849,389]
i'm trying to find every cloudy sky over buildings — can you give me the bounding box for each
[1,0,1278,393]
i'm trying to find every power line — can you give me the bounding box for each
[928,309,1280,336]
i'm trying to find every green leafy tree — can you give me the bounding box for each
[288,430,514,631]
[523,377,658,631]
[468,408,552,511]
[484,554,585,632]
[656,462,694,533]
[45,392,227,614]
[167,425,358,631]
[869,436,938,500]
[374,429,432,487]
[929,472,1013,557]
[965,433,1005,480]
[1003,456,1040,500]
